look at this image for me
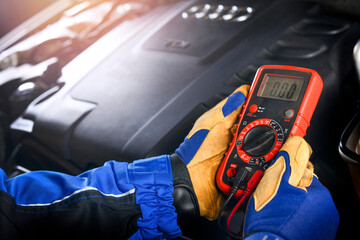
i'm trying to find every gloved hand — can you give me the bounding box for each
[174,85,249,221]
[244,136,339,240]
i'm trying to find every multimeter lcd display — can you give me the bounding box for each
[258,74,304,101]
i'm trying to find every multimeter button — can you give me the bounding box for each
[285,109,294,118]
[242,125,276,157]
[249,104,258,113]
[227,168,236,177]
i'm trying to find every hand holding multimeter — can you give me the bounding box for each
[216,65,323,236]
[216,65,323,197]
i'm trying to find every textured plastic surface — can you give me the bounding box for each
[11,0,358,172]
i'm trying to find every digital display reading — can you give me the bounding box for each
[258,74,304,101]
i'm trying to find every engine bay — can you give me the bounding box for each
[1,0,360,238]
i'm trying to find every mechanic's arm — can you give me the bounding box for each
[0,85,248,240]
[0,157,181,240]
[0,84,339,240]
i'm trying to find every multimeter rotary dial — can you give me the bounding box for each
[236,118,284,165]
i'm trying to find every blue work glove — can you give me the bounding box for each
[244,136,339,240]
[174,85,249,220]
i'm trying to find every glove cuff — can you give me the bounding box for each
[170,154,200,222]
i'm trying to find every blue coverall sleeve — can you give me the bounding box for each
[0,155,181,240]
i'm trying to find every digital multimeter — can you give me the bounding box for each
[216,65,323,197]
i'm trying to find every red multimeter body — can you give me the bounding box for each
[216,65,323,197]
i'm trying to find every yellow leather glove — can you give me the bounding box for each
[252,135,314,211]
[175,85,249,220]
[244,136,339,240]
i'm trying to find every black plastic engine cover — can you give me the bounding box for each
[10,0,360,176]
